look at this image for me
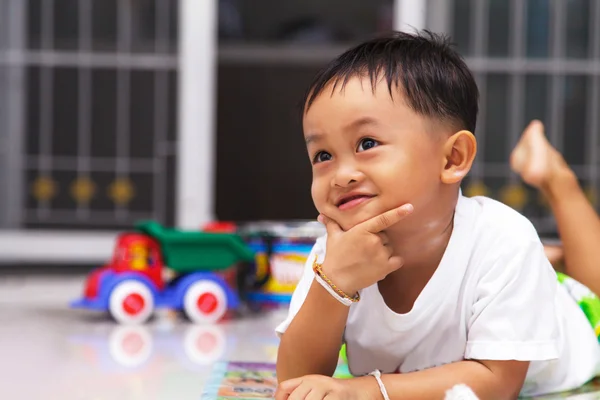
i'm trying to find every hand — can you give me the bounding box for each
[275,375,376,400]
[318,204,414,294]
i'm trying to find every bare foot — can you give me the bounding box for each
[510,120,560,189]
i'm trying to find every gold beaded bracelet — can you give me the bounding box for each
[312,255,360,303]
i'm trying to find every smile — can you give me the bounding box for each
[337,194,376,211]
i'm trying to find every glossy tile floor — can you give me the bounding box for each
[0,274,286,400]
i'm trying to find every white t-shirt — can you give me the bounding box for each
[276,194,600,397]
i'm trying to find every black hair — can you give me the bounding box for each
[302,30,479,133]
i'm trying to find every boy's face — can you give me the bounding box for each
[303,76,447,231]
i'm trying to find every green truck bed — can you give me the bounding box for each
[135,221,256,273]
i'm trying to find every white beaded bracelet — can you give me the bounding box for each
[314,274,354,307]
[369,369,390,400]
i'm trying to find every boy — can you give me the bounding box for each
[274,31,600,399]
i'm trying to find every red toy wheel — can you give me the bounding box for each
[183,281,228,324]
[109,280,154,324]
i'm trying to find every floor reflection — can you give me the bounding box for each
[0,276,288,400]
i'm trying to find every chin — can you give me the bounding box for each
[336,212,376,232]
[321,201,383,231]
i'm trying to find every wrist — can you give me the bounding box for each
[314,260,360,306]
[347,376,385,400]
[321,261,359,295]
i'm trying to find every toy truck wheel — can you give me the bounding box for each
[109,280,154,324]
[183,281,228,324]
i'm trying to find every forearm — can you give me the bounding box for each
[357,360,527,400]
[276,279,350,382]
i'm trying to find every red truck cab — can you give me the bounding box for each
[84,233,165,302]
[111,234,165,290]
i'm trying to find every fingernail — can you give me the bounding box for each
[317,215,324,224]
[402,204,414,213]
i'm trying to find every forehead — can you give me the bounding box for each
[302,77,411,134]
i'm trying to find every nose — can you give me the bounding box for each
[331,162,365,188]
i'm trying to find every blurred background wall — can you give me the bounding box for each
[0,0,598,265]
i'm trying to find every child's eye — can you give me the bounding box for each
[357,138,379,152]
[313,151,332,164]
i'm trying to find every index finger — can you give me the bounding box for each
[358,203,414,233]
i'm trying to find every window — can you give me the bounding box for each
[0,0,179,230]
[450,0,600,236]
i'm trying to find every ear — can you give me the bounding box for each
[440,130,477,184]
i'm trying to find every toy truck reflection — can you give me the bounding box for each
[70,221,257,325]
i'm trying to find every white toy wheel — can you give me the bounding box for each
[109,280,154,325]
[183,280,228,324]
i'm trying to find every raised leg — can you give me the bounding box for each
[511,120,600,295]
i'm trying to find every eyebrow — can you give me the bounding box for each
[344,116,379,131]
[305,117,379,146]
[305,133,322,146]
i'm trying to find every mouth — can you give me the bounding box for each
[336,194,376,211]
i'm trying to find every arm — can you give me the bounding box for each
[362,359,528,400]
[276,359,529,400]
[277,205,414,383]
[276,278,349,382]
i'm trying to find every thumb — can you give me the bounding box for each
[275,377,303,400]
[387,255,404,273]
[318,214,343,236]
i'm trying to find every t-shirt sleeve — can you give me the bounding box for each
[465,238,560,361]
[274,235,326,338]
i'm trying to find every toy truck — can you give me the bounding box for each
[70,221,258,325]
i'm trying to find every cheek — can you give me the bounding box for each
[374,157,434,201]
[311,180,326,210]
